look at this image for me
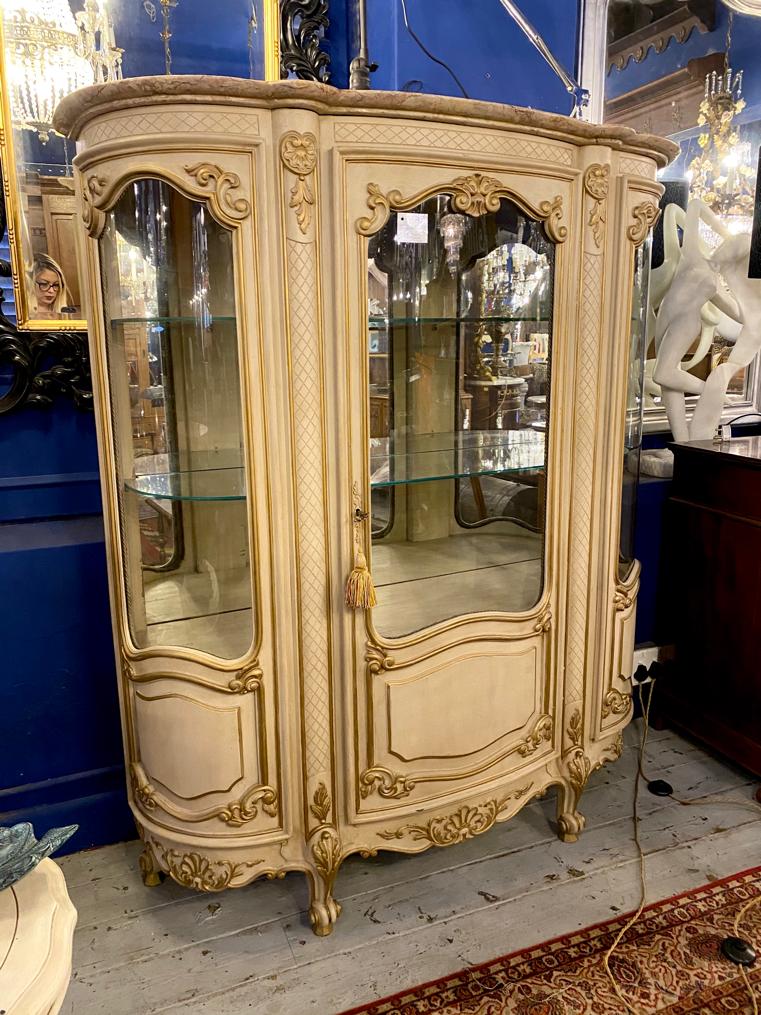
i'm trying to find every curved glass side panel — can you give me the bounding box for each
[367,196,554,638]
[619,236,651,582]
[99,180,253,659]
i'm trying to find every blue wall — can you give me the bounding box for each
[0,402,135,854]
[367,0,581,113]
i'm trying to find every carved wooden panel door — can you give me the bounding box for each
[76,141,290,856]
[324,133,578,844]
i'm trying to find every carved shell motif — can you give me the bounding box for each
[154,844,261,892]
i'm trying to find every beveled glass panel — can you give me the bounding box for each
[100,179,253,659]
[367,195,554,637]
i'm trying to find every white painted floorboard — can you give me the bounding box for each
[57,725,761,1015]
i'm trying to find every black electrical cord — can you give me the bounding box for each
[398,0,470,100]
[726,412,761,429]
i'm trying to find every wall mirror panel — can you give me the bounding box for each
[99,179,253,661]
[0,0,279,330]
[366,195,554,638]
[594,0,761,432]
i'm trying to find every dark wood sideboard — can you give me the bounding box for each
[656,438,761,784]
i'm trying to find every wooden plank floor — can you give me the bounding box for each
[58,725,761,1014]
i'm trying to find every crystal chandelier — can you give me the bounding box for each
[3,0,121,143]
[75,0,123,84]
[480,244,549,316]
[686,20,755,236]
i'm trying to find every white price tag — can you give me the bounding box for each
[396,212,428,244]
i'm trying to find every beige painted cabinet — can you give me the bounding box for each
[54,79,676,936]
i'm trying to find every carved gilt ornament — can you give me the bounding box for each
[378,784,533,847]
[184,162,251,221]
[584,164,610,249]
[628,201,661,246]
[357,174,567,243]
[601,688,633,721]
[130,763,279,826]
[517,714,554,757]
[151,841,261,892]
[280,131,317,234]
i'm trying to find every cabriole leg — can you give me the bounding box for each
[306,865,342,937]
[556,780,586,843]
[138,842,163,887]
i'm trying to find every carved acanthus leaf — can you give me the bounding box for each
[81,173,107,236]
[280,131,318,235]
[378,785,532,847]
[627,201,661,246]
[516,715,554,757]
[152,841,261,892]
[601,688,633,721]
[310,782,331,823]
[218,785,279,826]
[533,611,552,633]
[228,663,263,694]
[359,767,416,800]
[184,162,251,220]
[130,765,157,811]
[538,194,568,243]
[357,178,566,244]
[312,828,341,882]
[130,762,277,826]
[584,164,609,248]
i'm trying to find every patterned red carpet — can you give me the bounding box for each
[342,867,761,1014]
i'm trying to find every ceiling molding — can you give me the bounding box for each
[608,1,716,73]
[605,51,724,135]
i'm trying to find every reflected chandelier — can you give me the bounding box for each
[3,0,122,143]
[687,16,754,234]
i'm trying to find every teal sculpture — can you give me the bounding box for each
[0,822,77,891]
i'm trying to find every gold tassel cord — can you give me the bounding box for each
[345,484,377,609]
[345,546,377,608]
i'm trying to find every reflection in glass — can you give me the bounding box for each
[367,196,554,637]
[1,0,122,323]
[620,237,651,581]
[100,180,253,659]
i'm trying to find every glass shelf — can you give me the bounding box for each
[369,315,550,329]
[125,450,245,502]
[110,315,236,326]
[370,430,545,488]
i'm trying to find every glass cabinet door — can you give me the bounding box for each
[619,237,651,582]
[99,179,253,660]
[366,195,554,637]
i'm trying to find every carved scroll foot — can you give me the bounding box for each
[308,895,343,937]
[138,843,163,887]
[557,810,586,843]
[556,782,586,843]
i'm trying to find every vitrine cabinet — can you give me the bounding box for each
[55,79,676,935]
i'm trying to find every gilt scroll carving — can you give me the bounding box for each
[357,175,567,243]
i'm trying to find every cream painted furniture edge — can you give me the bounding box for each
[55,77,675,937]
[0,859,77,1014]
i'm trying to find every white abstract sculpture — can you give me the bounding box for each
[645,198,759,472]
[689,232,761,439]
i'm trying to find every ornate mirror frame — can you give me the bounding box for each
[579,0,761,433]
[0,12,89,331]
[0,1,285,333]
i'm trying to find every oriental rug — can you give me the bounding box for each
[341,866,761,1015]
